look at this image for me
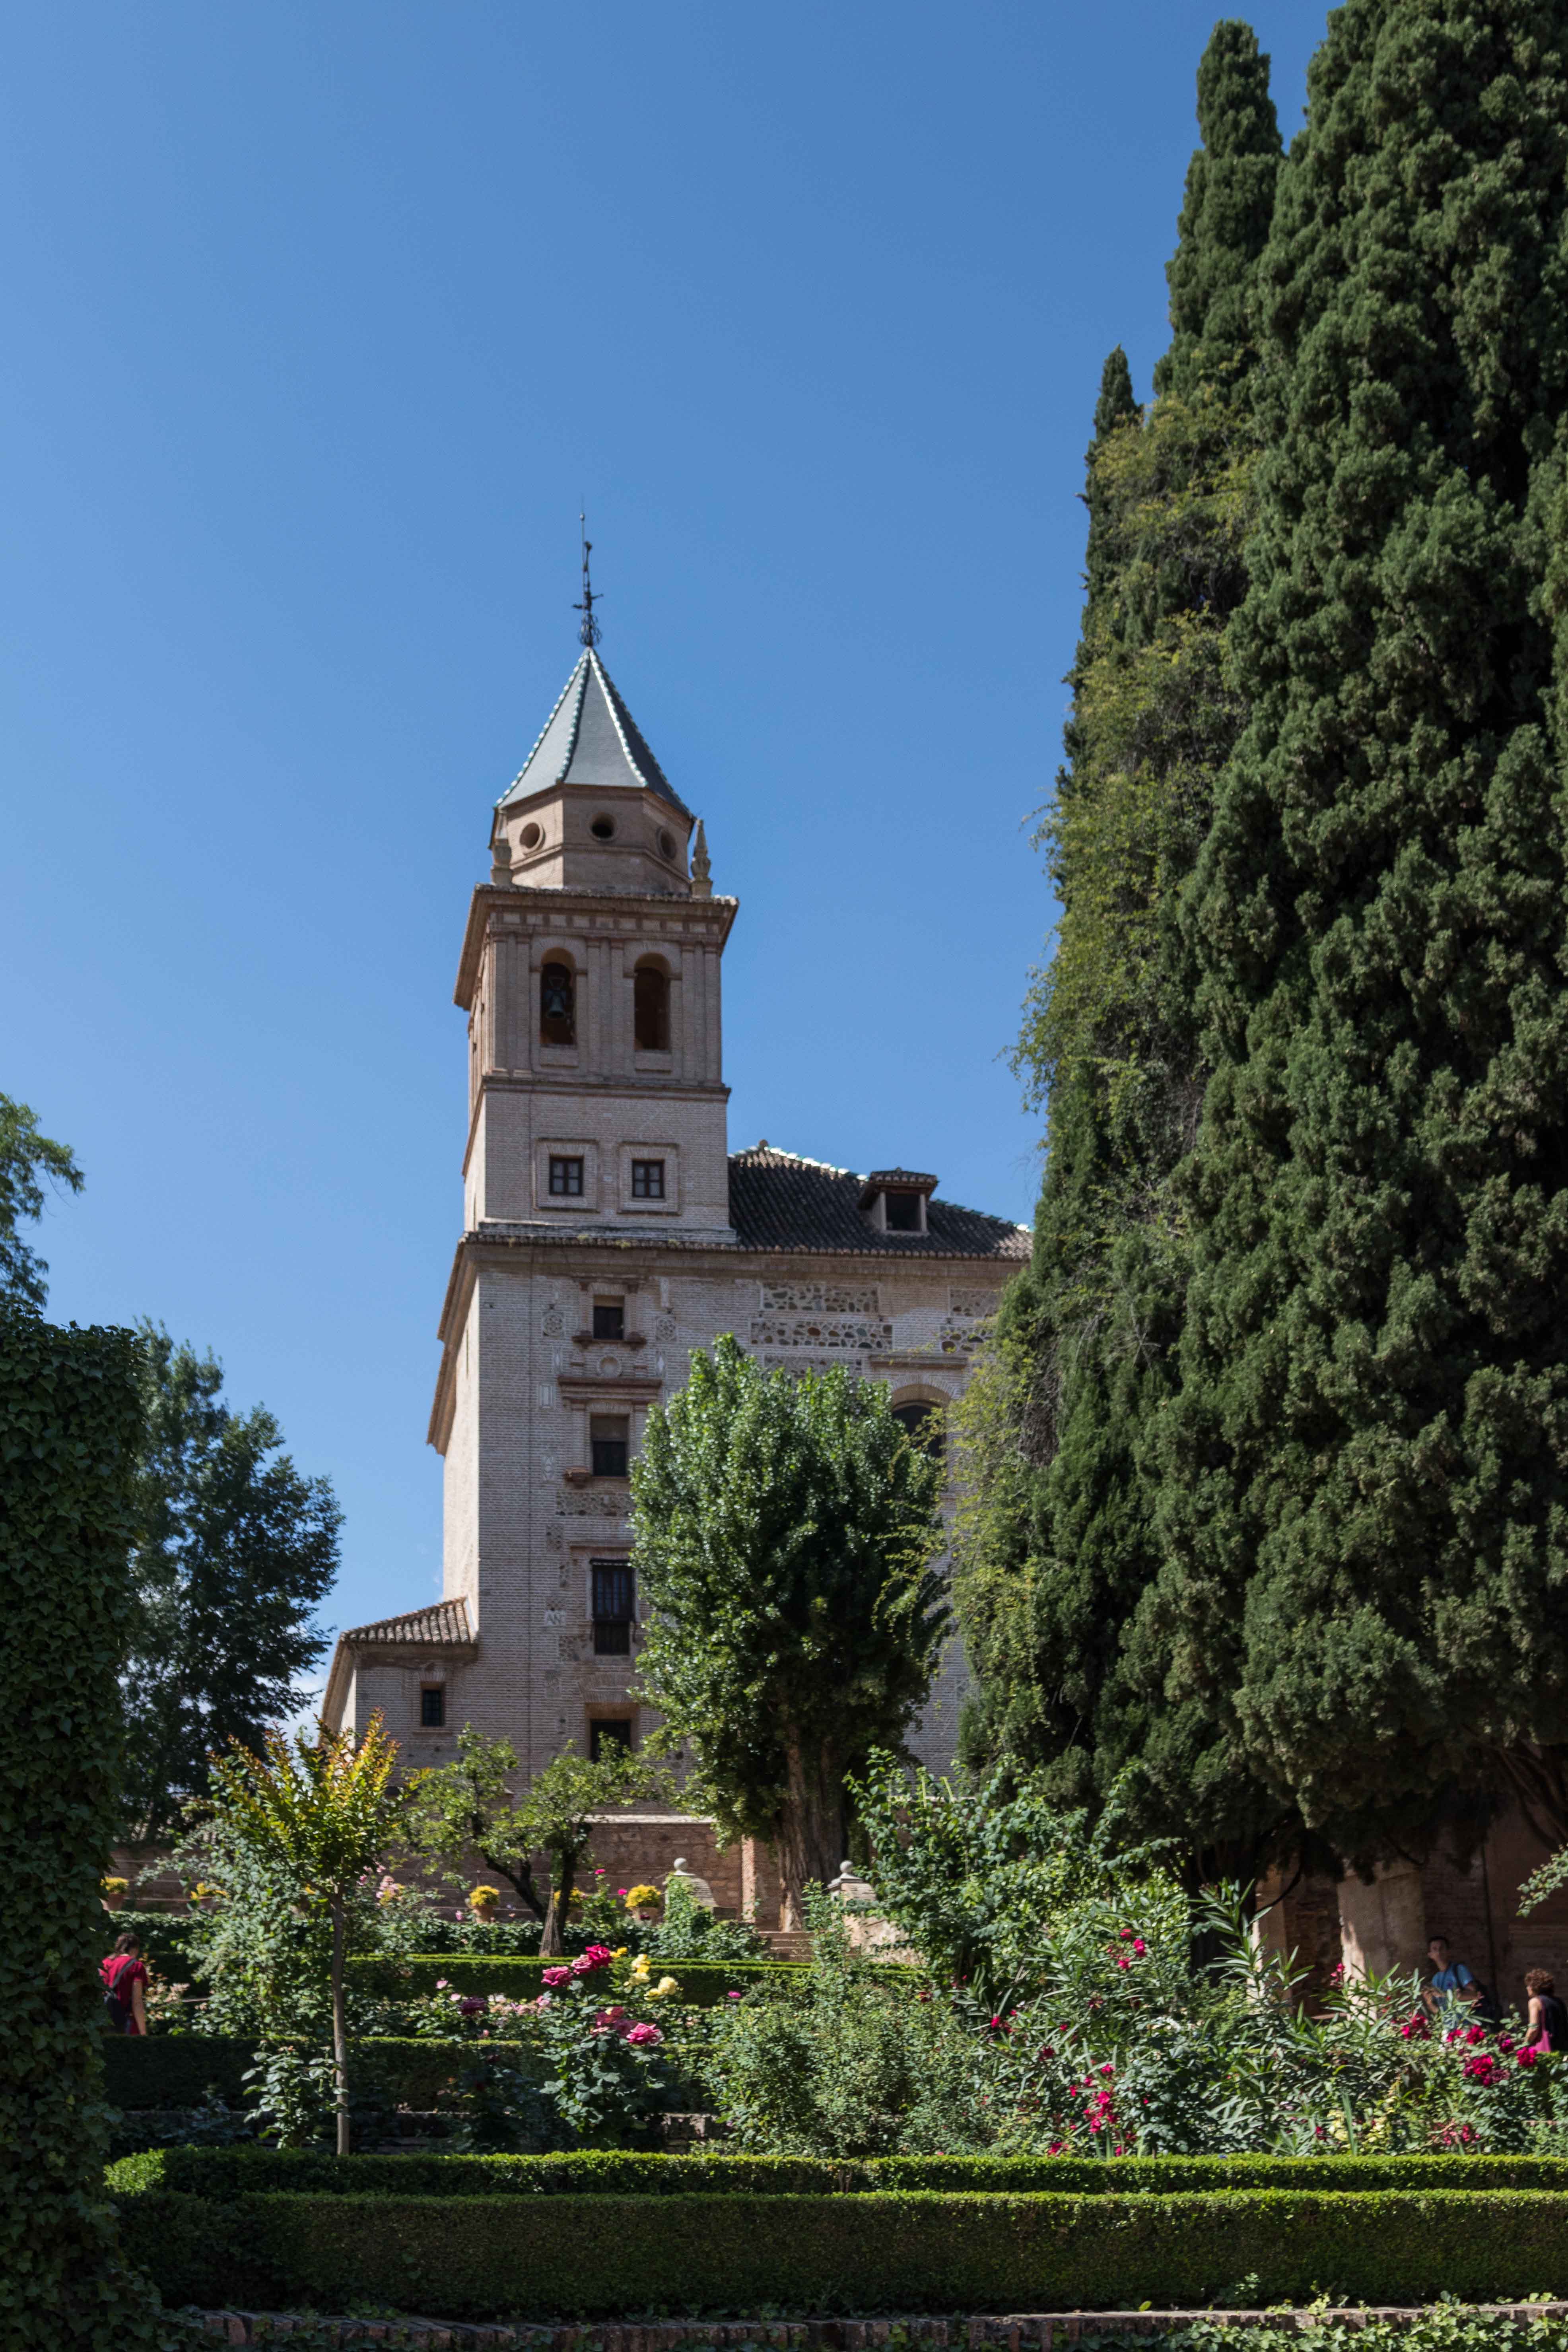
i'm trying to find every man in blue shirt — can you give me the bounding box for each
[1422,1933,1480,2019]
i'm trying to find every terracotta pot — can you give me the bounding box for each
[634,1906,660,1925]
[101,1890,126,1913]
[469,1903,498,1924]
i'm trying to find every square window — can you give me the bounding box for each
[631,1159,665,1200]
[549,1156,585,1198]
[420,1685,446,1729]
[591,1718,633,1762]
[884,1191,922,1232]
[592,1299,625,1341]
[590,1415,629,1479]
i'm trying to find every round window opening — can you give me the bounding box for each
[657,829,676,860]
[591,815,616,841]
[519,821,543,851]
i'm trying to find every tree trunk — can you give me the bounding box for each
[487,1850,546,1919]
[538,1849,578,1956]
[329,1895,350,2158]
[776,1733,845,1931]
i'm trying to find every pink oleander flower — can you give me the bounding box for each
[1465,2024,1486,2047]
[1499,2037,1517,2054]
[1133,1939,1146,1956]
[1119,1928,1133,1941]
[1463,2054,1498,2085]
[542,1966,570,1987]
[1098,2062,1114,2077]
[626,2022,662,2047]
[726,1990,742,2000]
[1115,1956,1130,1970]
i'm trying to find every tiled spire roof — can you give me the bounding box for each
[497,651,693,821]
[727,1145,1030,1260]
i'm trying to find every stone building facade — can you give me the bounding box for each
[322,645,1029,1866]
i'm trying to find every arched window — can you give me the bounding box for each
[540,960,575,1047]
[893,1400,944,1461]
[634,961,670,1052]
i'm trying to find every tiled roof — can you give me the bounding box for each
[340,1598,474,1648]
[728,1146,1030,1260]
[497,651,694,821]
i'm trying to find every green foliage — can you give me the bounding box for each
[119,1325,340,1845]
[194,1713,410,2154]
[631,1334,948,1912]
[110,2179,1568,2321]
[853,1750,1187,1997]
[349,1952,832,2007]
[406,1727,672,1955]
[0,1310,165,2345]
[646,1872,766,1963]
[1156,0,1568,1861]
[958,25,1284,1870]
[702,1892,983,2157]
[0,1092,82,1311]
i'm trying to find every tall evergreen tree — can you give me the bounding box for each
[1156,0,1568,1863]
[119,1326,340,1844]
[956,23,1282,1868]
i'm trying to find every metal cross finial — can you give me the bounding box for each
[573,512,602,649]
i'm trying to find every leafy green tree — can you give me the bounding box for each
[204,1712,408,2155]
[1157,0,1568,1863]
[630,1334,948,1925]
[402,1724,549,1920]
[119,1324,339,1843]
[407,1727,672,1952]
[956,23,1283,1871]
[0,1092,82,1312]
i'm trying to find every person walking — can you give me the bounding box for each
[101,1930,148,2036]
[1522,1968,1568,2054]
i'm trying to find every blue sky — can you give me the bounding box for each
[1,2,1320,1645]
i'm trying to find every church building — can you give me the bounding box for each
[322,629,1028,1844]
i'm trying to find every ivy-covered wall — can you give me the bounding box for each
[0,1310,159,2346]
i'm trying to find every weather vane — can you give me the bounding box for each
[574,512,602,649]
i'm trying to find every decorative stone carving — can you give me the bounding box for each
[542,1306,565,1336]
[761,1282,878,1314]
[750,1317,893,1352]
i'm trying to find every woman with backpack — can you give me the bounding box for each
[1523,1968,1568,2055]
[101,1930,148,2035]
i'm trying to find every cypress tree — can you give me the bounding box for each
[1158,0,1568,1861]
[956,25,1282,1867]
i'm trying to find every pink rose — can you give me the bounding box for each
[572,1944,614,1976]
[626,2022,663,2047]
[542,1966,570,1987]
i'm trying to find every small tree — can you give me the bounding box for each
[631,1335,948,1926]
[205,1713,408,2155]
[408,1729,673,1956]
[0,1092,82,1312]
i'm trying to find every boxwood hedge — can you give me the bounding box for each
[110,2185,1568,2321]
[108,2144,1568,2200]
[349,1954,818,2004]
[104,2036,538,2114]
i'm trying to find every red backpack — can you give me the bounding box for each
[101,1954,138,2031]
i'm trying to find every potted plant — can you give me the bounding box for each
[101,1876,129,1913]
[468,1882,501,1923]
[625,1882,662,1924]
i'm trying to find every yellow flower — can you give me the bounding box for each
[614,1946,628,1958]
[101,1877,128,1895]
[625,1884,662,1911]
[468,1884,501,1907]
[649,1975,680,2000]
[630,1952,651,1979]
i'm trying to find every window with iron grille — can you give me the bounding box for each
[590,1415,629,1478]
[592,1558,634,1655]
[549,1156,584,1197]
[631,1159,665,1200]
[420,1685,446,1728]
[592,1299,625,1340]
[591,1718,633,1761]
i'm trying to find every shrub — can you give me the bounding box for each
[350,1952,828,2007]
[102,2034,539,2123]
[110,2183,1568,2320]
[0,1312,161,2347]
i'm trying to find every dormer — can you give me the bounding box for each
[489,651,696,897]
[859,1168,938,1237]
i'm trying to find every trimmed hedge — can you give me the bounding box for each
[1,1312,156,2350]
[105,2037,536,2114]
[111,2145,1568,2199]
[111,2186,1568,2320]
[350,1953,816,2005]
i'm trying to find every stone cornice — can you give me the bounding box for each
[426,1227,1019,1453]
[455,884,740,1011]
